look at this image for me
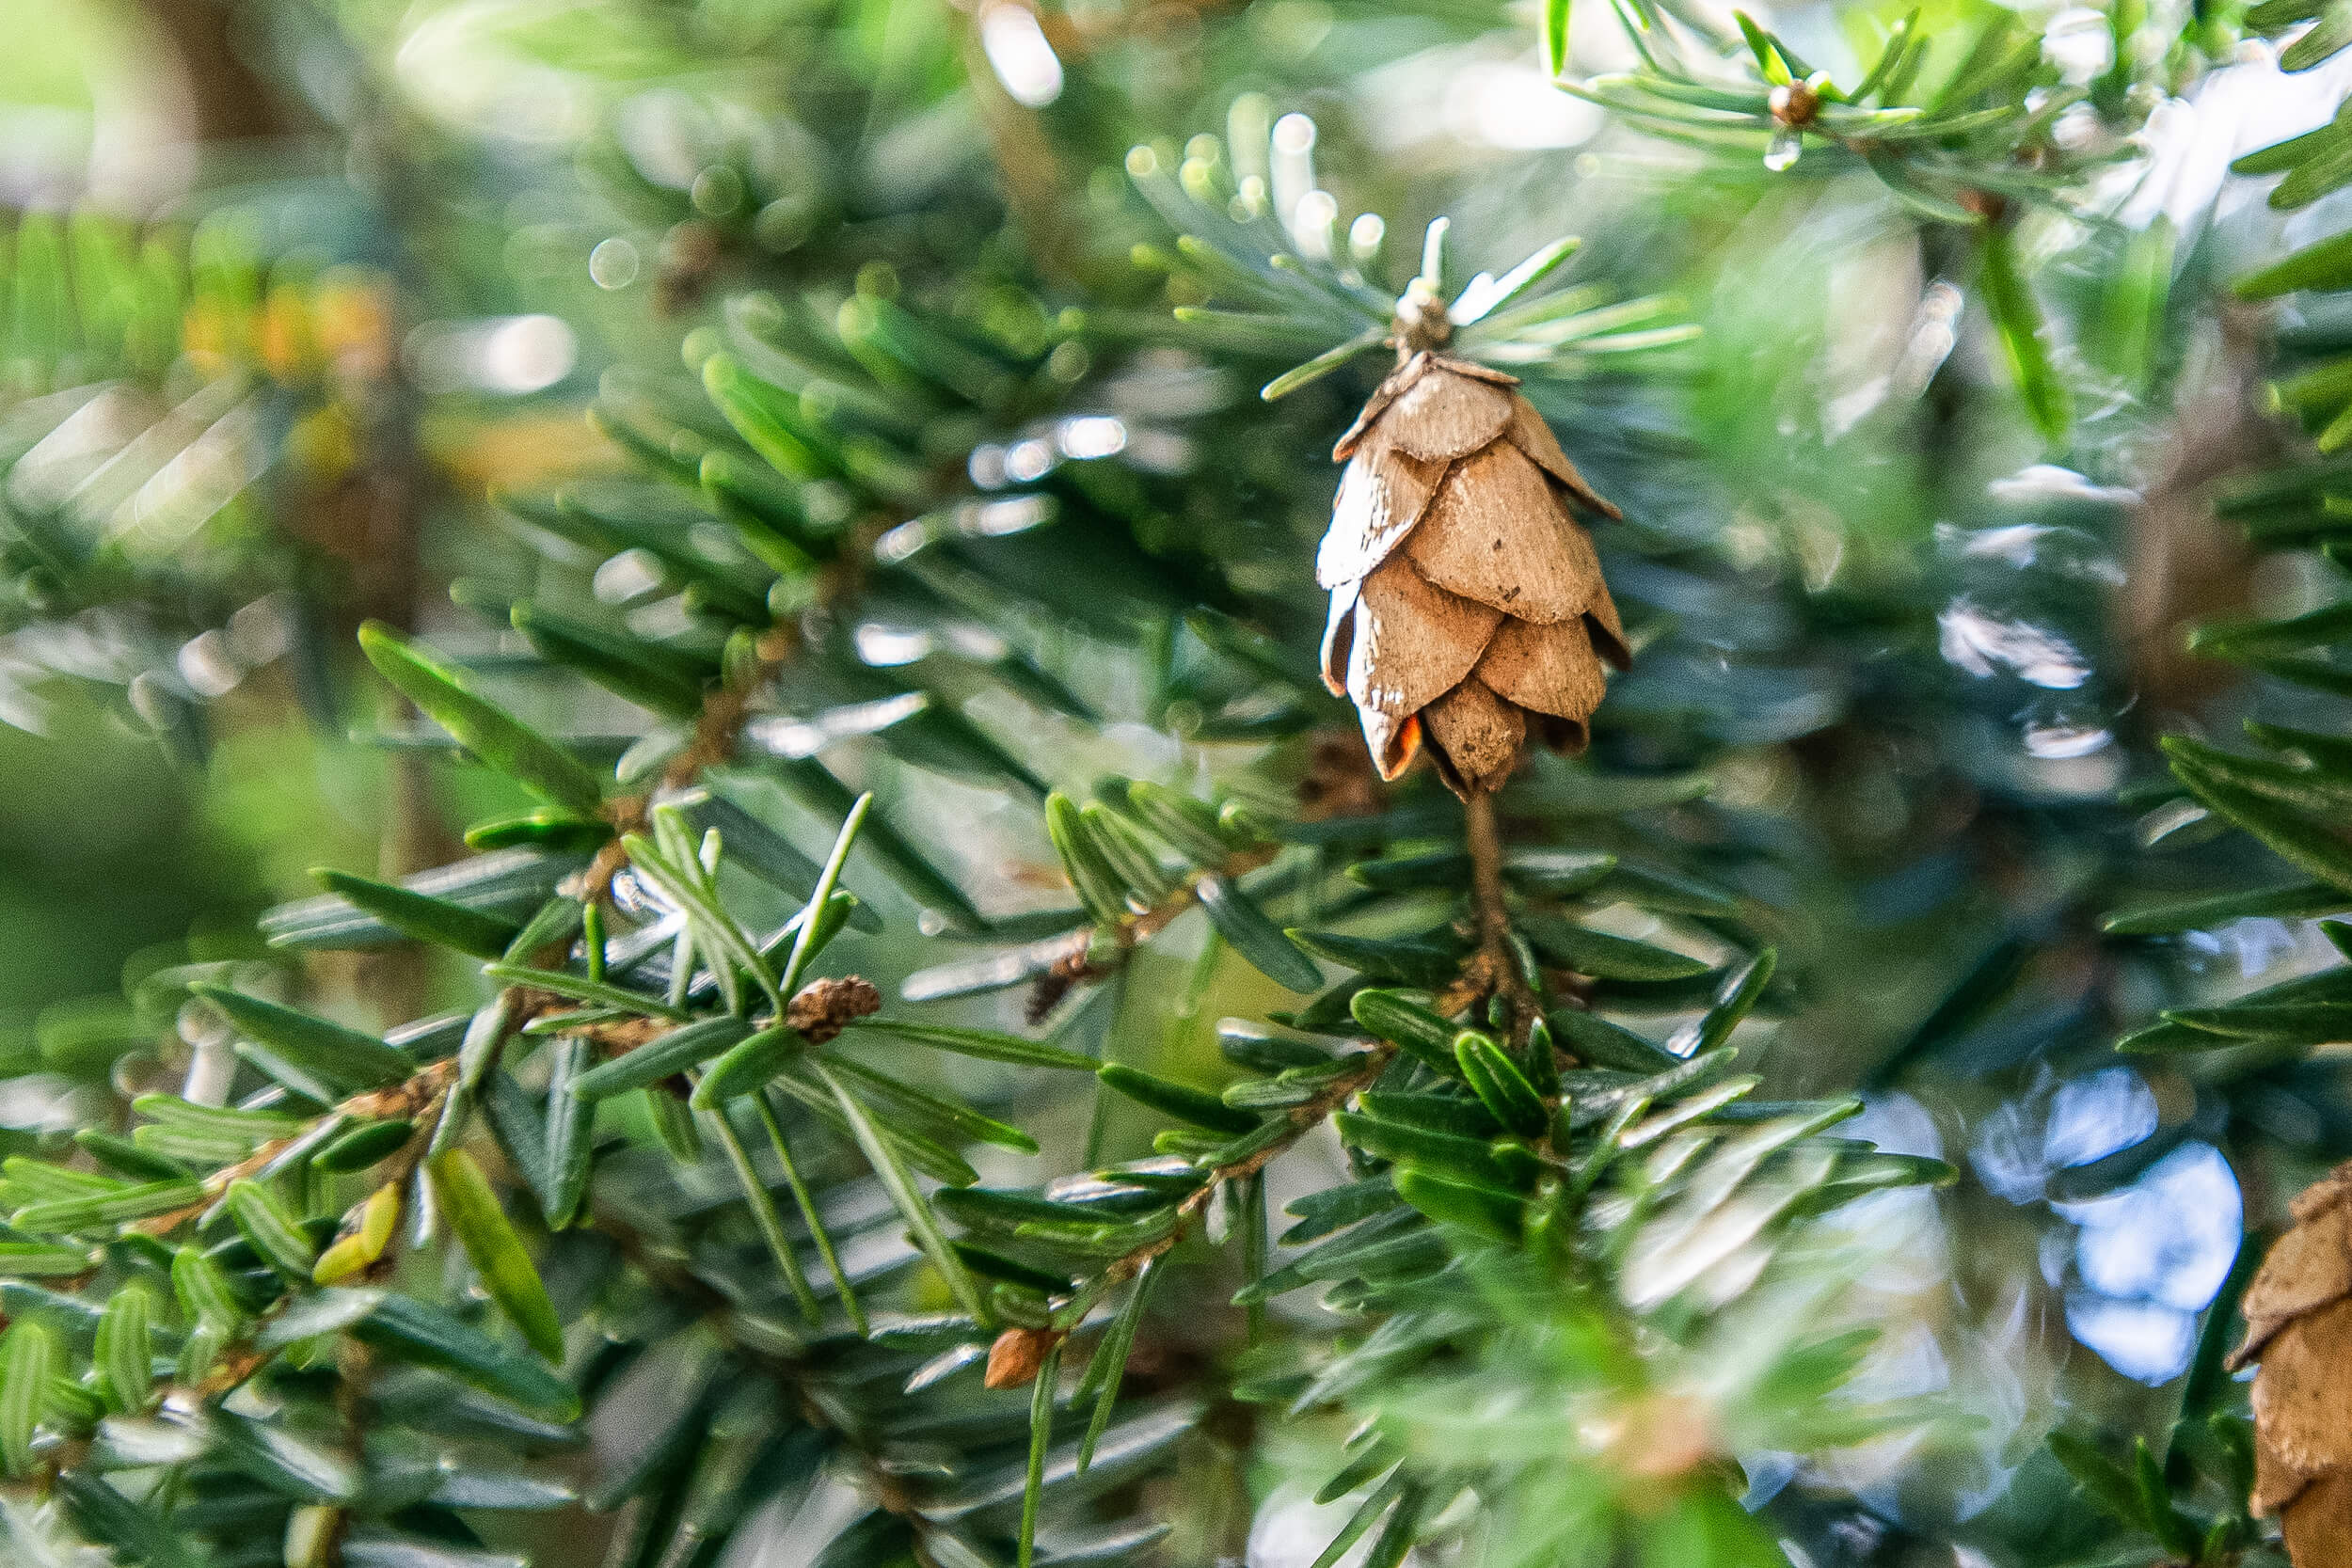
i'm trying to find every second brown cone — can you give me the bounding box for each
[2236,1164,2352,1565]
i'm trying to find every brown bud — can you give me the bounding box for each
[2234,1163,2352,1565]
[656,221,723,317]
[785,974,882,1044]
[1957,188,2009,225]
[1769,79,1820,128]
[1025,938,1098,1026]
[1594,1389,1719,1486]
[1319,353,1627,800]
[984,1325,1065,1389]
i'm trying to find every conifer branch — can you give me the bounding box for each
[1462,793,1538,1040]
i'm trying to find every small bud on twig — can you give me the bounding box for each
[786,975,882,1044]
[985,1325,1066,1389]
[1769,78,1820,129]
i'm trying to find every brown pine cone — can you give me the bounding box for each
[1317,351,1627,799]
[2233,1164,2352,1565]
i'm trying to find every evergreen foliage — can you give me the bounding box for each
[2,0,2352,1563]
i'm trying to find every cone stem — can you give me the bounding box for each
[1464,792,1536,1039]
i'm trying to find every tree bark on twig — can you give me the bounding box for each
[1464,793,1536,1040]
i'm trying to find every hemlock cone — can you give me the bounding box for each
[1317,350,1627,799]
